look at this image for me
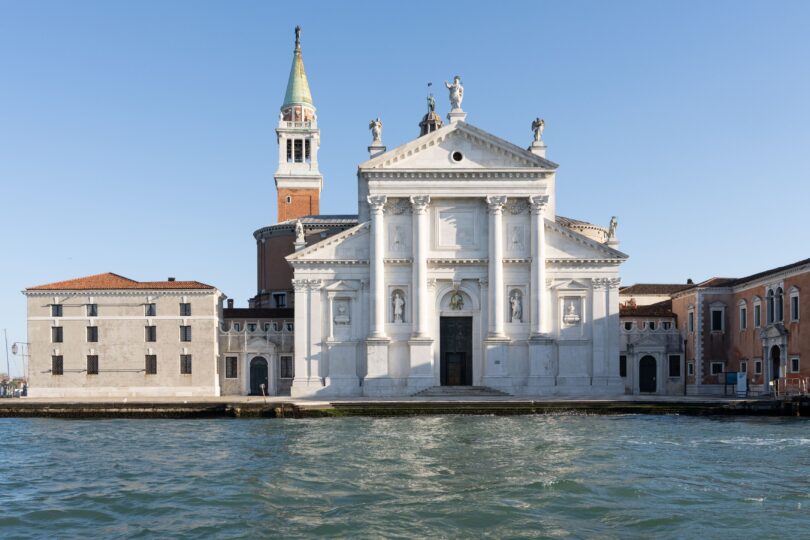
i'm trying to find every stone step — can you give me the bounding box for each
[412,386,512,397]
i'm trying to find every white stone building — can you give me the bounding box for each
[286,83,628,397]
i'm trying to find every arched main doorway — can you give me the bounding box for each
[250,357,269,396]
[639,355,657,393]
[770,345,781,383]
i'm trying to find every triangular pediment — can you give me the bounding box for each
[551,279,592,290]
[546,219,628,261]
[359,121,558,171]
[286,222,370,263]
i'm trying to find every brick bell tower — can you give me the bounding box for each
[275,25,322,222]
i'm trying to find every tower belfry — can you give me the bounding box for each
[275,25,322,222]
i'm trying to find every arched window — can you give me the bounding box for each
[753,296,762,328]
[767,289,775,324]
[738,299,747,331]
[776,287,784,322]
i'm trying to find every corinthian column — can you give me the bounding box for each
[529,195,550,337]
[410,195,430,338]
[368,195,387,338]
[486,196,507,338]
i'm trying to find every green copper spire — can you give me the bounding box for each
[282,26,313,109]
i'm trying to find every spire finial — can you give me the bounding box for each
[294,25,301,50]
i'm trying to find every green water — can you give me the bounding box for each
[1,415,808,538]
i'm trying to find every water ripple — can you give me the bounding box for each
[1,415,809,538]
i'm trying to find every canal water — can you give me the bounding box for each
[1,415,809,539]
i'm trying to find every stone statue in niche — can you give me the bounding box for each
[510,290,523,323]
[334,300,350,325]
[392,291,405,323]
[563,301,581,325]
[294,220,305,244]
[449,291,465,311]
[444,75,464,110]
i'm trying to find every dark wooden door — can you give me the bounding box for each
[250,357,268,396]
[440,317,472,386]
[639,355,656,393]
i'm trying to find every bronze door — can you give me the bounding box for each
[440,317,472,386]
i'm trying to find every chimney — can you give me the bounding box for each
[227,299,234,309]
[168,277,176,282]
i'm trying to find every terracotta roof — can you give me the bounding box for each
[26,272,215,291]
[620,283,692,295]
[730,257,810,287]
[620,299,675,318]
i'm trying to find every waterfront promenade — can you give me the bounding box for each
[1,394,805,418]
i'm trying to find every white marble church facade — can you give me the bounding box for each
[287,99,628,397]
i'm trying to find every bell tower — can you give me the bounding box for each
[275,26,322,222]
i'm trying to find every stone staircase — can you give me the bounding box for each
[412,386,512,397]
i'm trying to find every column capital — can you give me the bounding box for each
[486,195,507,214]
[608,278,622,289]
[592,278,608,290]
[529,195,550,214]
[307,279,323,290]
[367,195,387,214]
[292,279,309,292]
[410,195,431,214]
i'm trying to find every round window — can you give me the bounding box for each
[451,151,463,162]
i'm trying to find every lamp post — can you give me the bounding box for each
[11,342,30,382]
[3,329,9,382]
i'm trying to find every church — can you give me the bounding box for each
[22,27,629,399]
[273,28,628,397]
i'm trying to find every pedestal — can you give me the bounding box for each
[368,142,386,158]
[407,338,434,392]
[363,337,395,395]
[446,110,467,123]
[526,336,556,394]
[482,337,511,391]
[529,140,547,158]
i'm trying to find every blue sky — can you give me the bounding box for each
[1,1,809,377]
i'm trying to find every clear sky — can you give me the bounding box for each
[1,1,809,377]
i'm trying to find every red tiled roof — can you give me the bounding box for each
[620,299,675,318]
[27,272,215,291]
[620,284,692,295]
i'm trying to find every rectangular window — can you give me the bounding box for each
[52,355,63,375]
[263,323,271,332]
[280,355,294,378]
[51,304,63,317]
[87,304,98,317]
[286,139,292,162]
[791,357,800,373]
[669,355,681,377]
[272,322,281,332]
[740,360,748,373]
[688,362,694,376]
[285,322,294,332]
[711,362,724,375]
[225,356,238,379]
[180,325,192,342]
[86,355,99,375]
[145,355,157,375]
[754,304,761,327]
[740,307,747,330]
[273,293,287,308]
[619,355,627,377]
[688,311,694,333]
[233,322,241,331]
[711,309,723,332]
[145,325,157,342]
[180,354,192,374]
[247,323,257,332]
[86,326,98,343]
[647,321,656,330]
[755,360,763,374]
[305,139,311,161]
[145,303,156,317]
[623,321,633,331]
[51,326,63,343]
[293,139,303,162]
[791,296,800,321]
[662,321,672,330]
[180,303,192,316]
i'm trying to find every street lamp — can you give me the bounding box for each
[11,342,30,382]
